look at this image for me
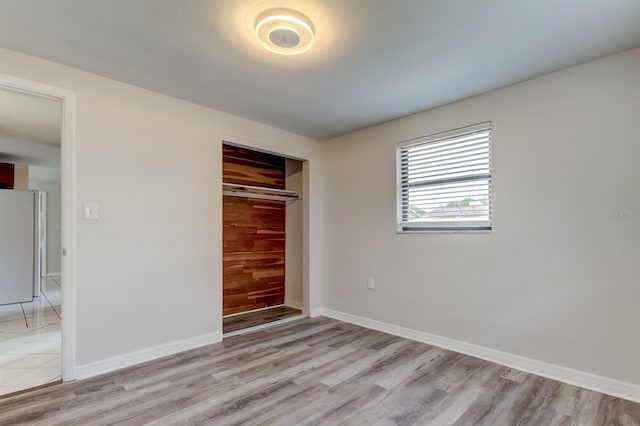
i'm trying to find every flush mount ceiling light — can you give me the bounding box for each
[255,8,314,55]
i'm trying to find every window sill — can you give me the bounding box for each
[396,228,492,234]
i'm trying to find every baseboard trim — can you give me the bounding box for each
[309,307,325,318]
[319,308,640,403]
[75,331,222,380]
[284,299,303,310]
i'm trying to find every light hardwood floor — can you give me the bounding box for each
[0,317,638,425]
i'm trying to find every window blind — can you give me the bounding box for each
[398,123,492,231]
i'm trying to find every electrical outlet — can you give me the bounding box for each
[367,276,375,290]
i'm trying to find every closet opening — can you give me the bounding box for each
[222,143,305,336]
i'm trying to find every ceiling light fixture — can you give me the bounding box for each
[255,9,314,55]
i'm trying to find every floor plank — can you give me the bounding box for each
[0,317,638,426]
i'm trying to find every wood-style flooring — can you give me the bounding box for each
[223,305,302,334]
[1,317,638,425]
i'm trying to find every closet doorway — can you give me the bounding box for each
[222,143,304,335]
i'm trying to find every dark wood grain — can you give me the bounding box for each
[222,196,285,315]
[222,144,287,315]
[0,317,638,425]
[222,144,285,189]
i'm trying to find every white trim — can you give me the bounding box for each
[301,160,311,318]
[0,74,77,382]
[309,307,326,318]
[319,308,640,403]
[75,331,222,380]
[223,315,304,338]
[396,121,492,148]
[284,299,303,310]
[395,229,492,234]
[45,273,62,278]
[396,122,493,234]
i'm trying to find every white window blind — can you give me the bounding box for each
[398,122,492,232]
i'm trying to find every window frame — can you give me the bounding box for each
[396,122,492,233]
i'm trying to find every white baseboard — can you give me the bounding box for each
[309,307,325,318]
[284,299,303,310]
[75,331,222,380]
[319,308,640,403]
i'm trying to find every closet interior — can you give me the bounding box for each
[222,143,304,335]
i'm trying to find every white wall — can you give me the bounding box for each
[285,159,303,307]
[30,181,62,275]
[0,47,322,368]
[321,49,640,386]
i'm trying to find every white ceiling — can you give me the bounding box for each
[1,0,639,140]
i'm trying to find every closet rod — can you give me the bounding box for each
[222,191,297,202]
[222,182,299,202]
[223,182,297,195]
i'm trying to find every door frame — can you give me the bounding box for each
[0,74,77,381]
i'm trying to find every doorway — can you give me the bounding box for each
[222,143,305,335]
[0,74,77,393]
[0,87,62,396]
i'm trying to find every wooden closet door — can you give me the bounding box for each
[223,196,285,315]
[222,145,286,315]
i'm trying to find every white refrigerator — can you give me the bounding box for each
[0,189,43,305]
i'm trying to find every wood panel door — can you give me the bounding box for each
[223,196,285,315]
[222,145,286,316]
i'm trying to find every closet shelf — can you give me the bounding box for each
[222,183,299,202]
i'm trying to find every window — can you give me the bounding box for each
[397,122,492,232]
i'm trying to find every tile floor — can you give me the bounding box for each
[0,276,61,396]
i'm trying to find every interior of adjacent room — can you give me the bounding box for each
[0,88,62,396]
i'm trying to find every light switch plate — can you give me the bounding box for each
[83,202,99,220]
[367,277,375,290]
